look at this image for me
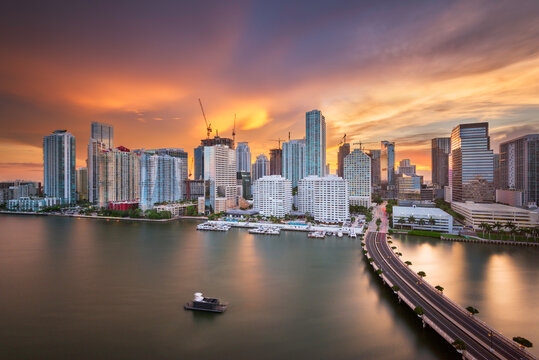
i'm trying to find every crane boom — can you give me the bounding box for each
[198,98,212,138]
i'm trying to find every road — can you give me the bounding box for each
[364,203,535,360]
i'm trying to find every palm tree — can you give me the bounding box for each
[479,222,488,238]
[408,216,416,229]
[485,223,492,240]
[417,218,426,227]
[398,218,406,228]
[414,306,424,316]
[428,217,436,227]
[452,339,467,356]
[404,261,412,266]
[505,221,515,240]
[391,285,400,292]
[417,271,426,279]
[435,285,444,293]
[493,221,503,236]
[513,336,533,349]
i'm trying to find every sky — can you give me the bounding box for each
[1,0,538,182]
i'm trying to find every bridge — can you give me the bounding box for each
[364,230,535,360]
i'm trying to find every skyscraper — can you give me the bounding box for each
[139,153,185,210]
[337,142,350,178]
[88,122,113,203]
[298,175,349,223]
[282,138,306,188]
[76,167,88,201]
[236,142,251,173]
[431,137,451,188]
[43,130,76,203]
[194,135,235,180]
[253,175,292,217]
[367,149,381,190]
[204,145,237,212]
[380,141,395,188]
[499,134,538,206]
[269,148,282,175]
[305,110,326,177]
[91,121,113,149]
[98,146,140,207]
[252,154,270,182]
[344,148,371,208]
[449,123,494,203]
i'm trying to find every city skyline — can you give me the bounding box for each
[1,1,539,182]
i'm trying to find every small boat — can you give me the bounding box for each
[184,292,228,313]
[337,231,343,238]
[308,231,325,239]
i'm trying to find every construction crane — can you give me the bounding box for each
[188,157,194,178]
[270,138,285,150]
[340,134,347,145]
[198,98,212,139]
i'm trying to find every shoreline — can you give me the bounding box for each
[391,229,538,247]
[0,211,208,223]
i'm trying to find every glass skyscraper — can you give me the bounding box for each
[194,145,204,180]
[305,110,326,177]
[431,137,451,188]
[282,138,306,188]
[91,121,113,149]
[449,123,494,203]
[236,142,251,173]
[43,130,76,204]
[139,153,184,210]
[88,121,113,203]
[380,141,395,187]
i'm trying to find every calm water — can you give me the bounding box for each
[0,215,537,359]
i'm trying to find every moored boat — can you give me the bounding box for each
[184,292,228,313]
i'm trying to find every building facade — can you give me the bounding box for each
[282,139,306,188]
[367,149,381,190]
[204,145,237,212]
[393,206,455,233]
[305,110,326,177]
[88,122,113,204]
[236,142,251,173]
[449,123,494,203]
[451,201,539,229]
[252,154,270,182]
[380,141,395,188]
[397,159,416,176]
[252,175,292,217]
[269,148,282,175]
[337,143,350,178]
[431,137,451,188]
[397,175,422,201]
[139,153,185,210]
[98,147,140,207]
[344,149,371,208]
[76,167,88,201]
[298,175,349,223]
[91,121,113,149]
[499,134,538,207]
[43,130,76,204]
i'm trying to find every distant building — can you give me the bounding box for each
[496,189,525,208]
[184,179,205,201]
[393,206,455,233]
[397,175,422,201]
[0,181,40,203]
[381,141,395,188]
[493,153,501,190]
[139,153,185,210]
[98,147,140,208]
[236,142,251,173]
[397,159,416,176]
[88,122,113,204]
[194,136,235,181]
[298,175,349,223]
[367,149,381,190]
[270,148,282,175]
[344,149,371,208]
[451,201,538,229]
[91,121,113,149]
[43,130,76,204]
[8,197,61,212]
[449,123,494,203]
[499,134,538,207]
[252,154,270,182]
[431,137,450,188]
[282,138,306,188]
[150,148,188,196]
[305,110,326,177]
[337,143,350,178]
[76,167,88,201]
[253,175,292,217]
[237,172,252,200]
[204,145,237,212]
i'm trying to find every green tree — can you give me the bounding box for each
[504,221,515,240]
[408,216,416,228]
[375,269,383,275]
[428,217,436,227]
[417,271,426,278]
[452,339,467,351]
[435,285,444,293]
[417,218,426,227]
[405,261,412,266]
[414,306,424,316]
[466,306,479,316]
[513,336,533,348]
[391,285,400,292]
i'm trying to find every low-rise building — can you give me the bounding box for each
[451,201,539,229]
[496,189,525,208]
[252,175,292,217]
[153,203,195,217]
[7,197,62,212]
[393,206,455,233]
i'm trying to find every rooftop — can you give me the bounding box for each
[452,202,537,214]
[393,206,451,218]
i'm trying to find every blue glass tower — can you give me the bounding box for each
[282,138,306,188]
[43,130,76,204]
[305,110,326,177]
